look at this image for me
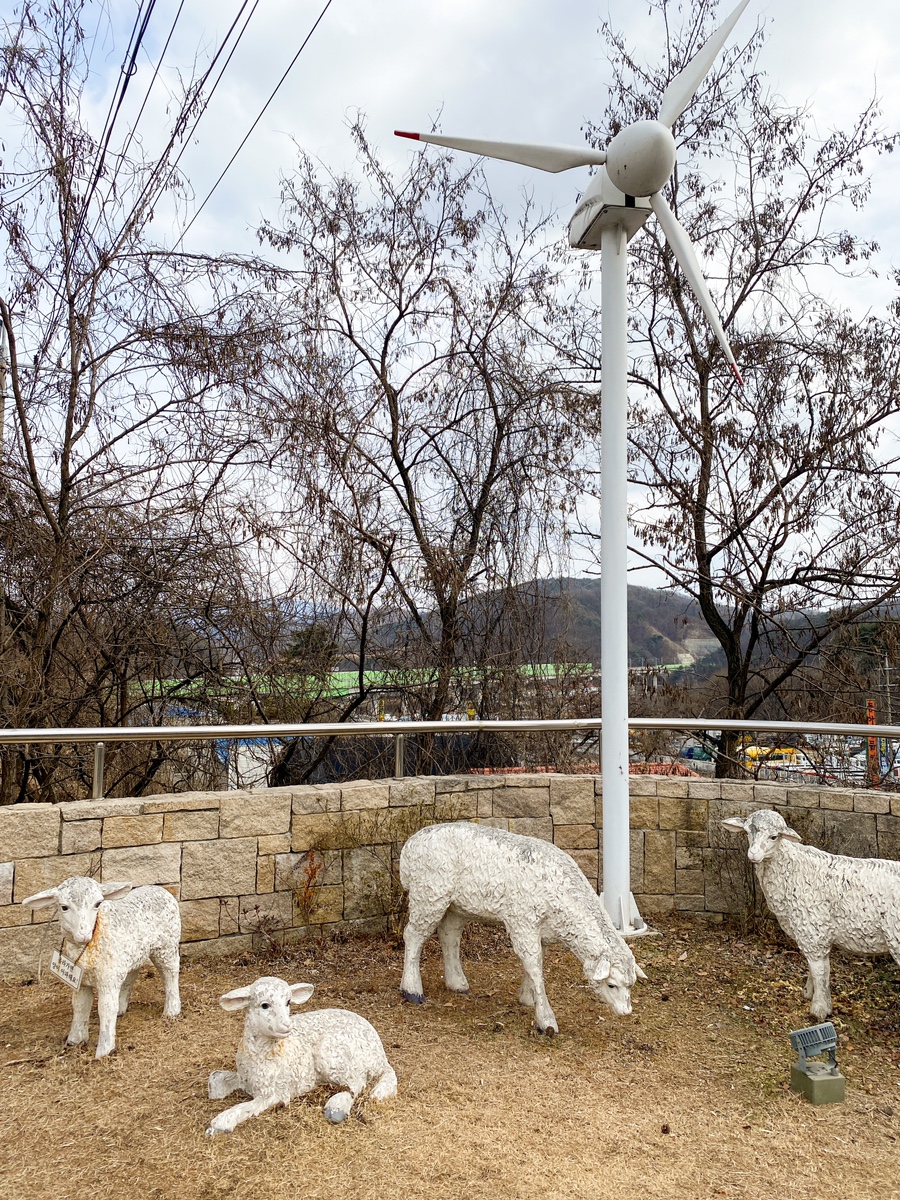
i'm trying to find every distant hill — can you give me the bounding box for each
[345,576,725,673]
[539,578,723,669]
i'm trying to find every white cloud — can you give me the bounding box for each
[103,1,892,274]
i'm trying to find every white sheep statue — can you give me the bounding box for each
[399,821,646,1034]
[21,876,181,1058]
[722,808,900,1020]
[206,976,398,1134]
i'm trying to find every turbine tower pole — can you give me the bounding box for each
[395,0,750,939]
[599,222,644,934]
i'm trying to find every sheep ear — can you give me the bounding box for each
[20,887,59,911]
[99,881,133,901]
[780,826,802,843]
[634,964,648,982]
[592,958,611,983]
[219,986,254,1012]
[720,817,748,833]
[289,983,315,1006]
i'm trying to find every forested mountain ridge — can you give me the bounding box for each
[534,579,722,669]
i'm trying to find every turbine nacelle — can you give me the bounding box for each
[604,120,676,199]
[568,170,651,250]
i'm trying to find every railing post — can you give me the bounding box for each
[92,742,105,800]
[394,733,405,779]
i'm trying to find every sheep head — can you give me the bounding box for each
[721,809,802,863]
[585,957,638,1015]
[21,876,133,946]
[219,976,315,1041]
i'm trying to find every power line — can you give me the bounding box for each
[115,0,187,180]
[88,0,187,246]
[175,0,336,248]
[72,0,159,254]
[167,0,264,178]
[88,0,148,174]
[110,0,261,252]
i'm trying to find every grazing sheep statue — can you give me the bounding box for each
[21,877,181,1058]
[399,822,646,1034]
[206,976,398,1134]
[722,808,900,1020]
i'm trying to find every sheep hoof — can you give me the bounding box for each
[400,990,426,1005]
[324,1093,353,1123]
[537,1025,557,1038]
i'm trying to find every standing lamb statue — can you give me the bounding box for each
[21,877,181,1058]
[206,976,398,1134]
[399,822,646,1034]
[722,808,900,1020]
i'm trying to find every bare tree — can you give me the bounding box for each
[0,0,292,800]
[576,1,900,774]
[256,123,588,726]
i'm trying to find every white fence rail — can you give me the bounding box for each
[1,716,898,799]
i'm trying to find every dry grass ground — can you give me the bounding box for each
[1,917,899,1200]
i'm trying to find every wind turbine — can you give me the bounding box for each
[397,0,748,933]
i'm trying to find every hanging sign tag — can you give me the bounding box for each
[49,950,83,990]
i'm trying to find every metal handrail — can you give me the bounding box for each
[1,715,897,799]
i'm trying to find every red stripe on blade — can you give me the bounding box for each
[394,130,421,140]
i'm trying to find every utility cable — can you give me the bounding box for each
[87,0,148,180]
[175,0,336,248]
[113,0,186,184]
[72,0,158,255]
[89,0,187,245]
[110,0,259,253]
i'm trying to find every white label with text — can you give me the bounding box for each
[50,950,83,990]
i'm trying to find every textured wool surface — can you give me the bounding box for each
[1,918,899,1200]
[207,976,397,1133]
[19,879,181,1058]
[724,810,900,1021]
[400,823,638,1029]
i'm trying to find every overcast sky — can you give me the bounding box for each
[68,0,900,586]
[93,0,899,293]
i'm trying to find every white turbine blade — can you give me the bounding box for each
[394,131,606,173]
[658,0,751,128]
[650,192,744,387]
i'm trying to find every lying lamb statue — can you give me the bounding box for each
[399,822,646,1034]
[21,876,181,1058]
[722,808,900,1020]
[206,976,398,1134]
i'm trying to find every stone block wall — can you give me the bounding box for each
[1,774,898,978]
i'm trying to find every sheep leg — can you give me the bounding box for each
[437,910,470,993]
[324,1091,354,1123]
[208,1070,242,1100]
[517,974,535,1006]
[66,984,94,1046]
[805,954,832,1021]
[508,929,557,1035]
[206,1093,285,1135]
[118,969,139,1016]
[325,1060,392,1123]
[401,900,446,1003]
[371,1065,398,1103]
[95,982,122,1058]
[149,945,181,1018]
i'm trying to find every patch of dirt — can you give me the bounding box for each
[1,917,899,1200]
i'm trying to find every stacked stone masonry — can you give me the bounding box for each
[1,775,899,979]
